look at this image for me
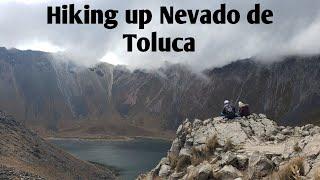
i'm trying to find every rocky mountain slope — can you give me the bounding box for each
[0,46,319,137]
[113,56,320,130]
[0,110,116,179]
[139,114,320,179]
[0,47,164,138]
[0,47,113,130]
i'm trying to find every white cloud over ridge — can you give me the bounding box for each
[0,0,319,70]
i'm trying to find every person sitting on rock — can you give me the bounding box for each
[238,101,251,117]
[221,100,236,119]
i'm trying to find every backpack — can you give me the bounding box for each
[224,104,235,119]
[239,105,250,117]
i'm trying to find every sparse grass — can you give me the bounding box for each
[223,138,235,152]
[275,157,305,180]
[191,146,208,166]
[175,155,191,172]
[191,146,204,158]
[206,135,219,153]
[190,135,238,166]
[315,168,320,180]
[168,153,178,169]
[293,142,302,153]
[185,166,198,180]
[190,135,220,166]
[186,172,198,179]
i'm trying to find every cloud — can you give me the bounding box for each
[0,0,319,69]
[288,15,320,54]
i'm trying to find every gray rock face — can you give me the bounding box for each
[179,148,192,157]
[271,156,283,166]
[151,157,169,177]
[197,162,212,180]
[193,119,203,128]
[158,165,171,177]
[140,115,320,180]
[169,138,181,157]
[220,152,237,167]
[303,134,320,157]
[214,121,249,145]
[236,154,249,170]
[170,171,184,179]
[214,165,243,180]
[248,151,275,178]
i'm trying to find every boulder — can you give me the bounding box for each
[247,119,266,137]
[220,152,237,167]
[169,138,181,157]
[294,127,303,136]
[260,118,278,136]
[282,128,293,135]
[214,165,243,180]
[302,124,314,131]
[185,135,194,147]
[310,127,320,135]
[248,151,275,178]
[276,133,286,141]
[303,134,320,157]
[183,165,198,180]
[213,122,248,145]
[271,156,283,166]
[184,122,191,131]
[236,154,249,170]
[258,114,267,119]
[306,155,320,178]
[176,125,183,136]
[203,119,211,126]
[278,126,286,130]
[193,126,216,146]
[179,148,192,157]
[158,164,171,177]
[197,162,212,180]
[301,131,310,137]
[193,119,203,128]
[212,116,224,123]
[152,157,170,176]
[169,171,184,179]
[177,120,191,137]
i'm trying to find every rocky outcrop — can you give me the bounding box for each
[138,114,320,179]
[0,110,116,179]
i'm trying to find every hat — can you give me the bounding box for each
[224,100,230,105]
[238,101,246,108]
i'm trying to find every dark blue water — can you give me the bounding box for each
[50,138,171,180]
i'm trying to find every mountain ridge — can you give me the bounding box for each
[0,47,319,137]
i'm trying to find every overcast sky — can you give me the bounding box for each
[0,0,319,70]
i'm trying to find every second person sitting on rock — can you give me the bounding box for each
[238,101,251,117]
